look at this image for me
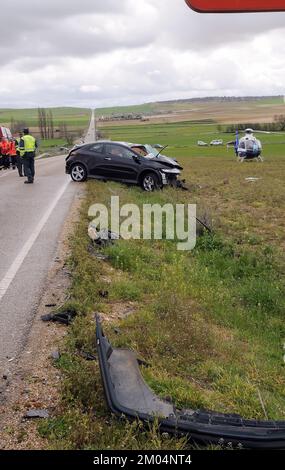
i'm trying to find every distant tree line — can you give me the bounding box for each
[226,115,285,133]
[157,95,283,105]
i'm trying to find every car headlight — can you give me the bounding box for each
[160,168,181,174]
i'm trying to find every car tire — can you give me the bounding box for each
[141,172,159,192]
[70,163,87,182]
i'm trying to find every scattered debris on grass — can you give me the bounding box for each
[99,290,109,298]
[196,210,213,235]
[87,246,110,261]
[88,225,120,247]
[41,308,77,326]
[245,177,261,182]
[24,410,50,420]
[51,351,61,361]
[175,179,189,191]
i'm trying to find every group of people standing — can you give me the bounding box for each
[0,128,38,184]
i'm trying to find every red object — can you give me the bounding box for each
[185,0,285,12]
[9,140,17,156]
[0,139,9,155]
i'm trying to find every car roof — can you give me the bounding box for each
[89,140,137,147]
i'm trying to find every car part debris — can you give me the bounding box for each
[245,177,261,182]
[24,409,50,419]
[95,253,110,261]
[79,350,97,361]
[175,179,189,191]
[96,316,285,449]
[196,210,213,235]
[51,351,61,361]
[88,224,120,247]
[41,308,77,326]
[196,216,212,234]
[99,290,109,299]
[87,244,110,261]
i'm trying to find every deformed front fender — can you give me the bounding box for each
[96,316,285,449]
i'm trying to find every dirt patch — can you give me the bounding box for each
[0,187,84,450]
[97,301,138,323]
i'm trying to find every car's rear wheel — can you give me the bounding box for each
[141,172,159,192]
[71,163,87,182]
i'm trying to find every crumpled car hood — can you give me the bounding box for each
[145,154,183,170]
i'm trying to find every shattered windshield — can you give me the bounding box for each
[131,144,163,159]
[142,145,160,158]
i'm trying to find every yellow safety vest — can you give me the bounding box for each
[22,135,36,153]
[16,139,25,157]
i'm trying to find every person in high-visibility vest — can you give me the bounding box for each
[15,132,25,177]
[19,128,38,184]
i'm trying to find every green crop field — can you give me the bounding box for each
[0,107,91,129]
[100,120,285,159]
[39,118,285,450]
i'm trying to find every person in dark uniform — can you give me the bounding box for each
[19,128,38,184]
[15,132,25,177]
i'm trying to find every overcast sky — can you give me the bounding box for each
[0,0,284,109]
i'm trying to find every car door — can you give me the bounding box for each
[97,144,139,182]
[85,143,108,177]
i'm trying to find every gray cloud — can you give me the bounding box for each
[0,0,284,108]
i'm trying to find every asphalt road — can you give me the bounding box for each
[0,156,79,369]
[84,109,96,143]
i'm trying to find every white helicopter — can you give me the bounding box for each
[234,129,263,162]
[230,127,284,163]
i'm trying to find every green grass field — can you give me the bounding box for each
[101,120,285,159]
[37,119,285,450]
[0,107,91,129]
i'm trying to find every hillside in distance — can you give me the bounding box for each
[1,96,285,128]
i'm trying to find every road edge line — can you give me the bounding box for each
[0,179,70,302]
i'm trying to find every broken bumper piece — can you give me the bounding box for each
[96,317,285,449]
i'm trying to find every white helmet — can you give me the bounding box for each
[245,128,254,134]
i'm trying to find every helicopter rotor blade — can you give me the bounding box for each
[239,129,285,135]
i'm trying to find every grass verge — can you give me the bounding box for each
[39,164,285,449]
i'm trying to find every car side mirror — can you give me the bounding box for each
[132,154,140,163]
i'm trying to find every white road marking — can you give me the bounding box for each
[0,179,70,302]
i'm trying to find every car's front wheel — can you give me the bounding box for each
[70,163,87,182]
[141,172,159,192]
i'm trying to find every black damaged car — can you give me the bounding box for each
[65,141,183,191]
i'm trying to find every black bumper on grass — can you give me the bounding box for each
[96,316,285,449]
